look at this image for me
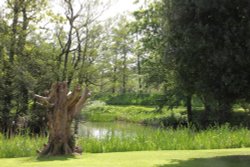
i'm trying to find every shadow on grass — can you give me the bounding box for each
[35,155,78,162]
[157,155,250,167]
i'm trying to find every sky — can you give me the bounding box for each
[102,0,143,18]
[49,0,144,20]
[0,0,144,19]
[0,0,146,37]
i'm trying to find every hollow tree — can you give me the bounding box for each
[34,81,90,156]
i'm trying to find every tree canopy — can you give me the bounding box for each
[0,0,250,138]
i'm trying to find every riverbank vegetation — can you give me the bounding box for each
[79,125,250,153]
[83,101,250,128]
[1,125,250,158]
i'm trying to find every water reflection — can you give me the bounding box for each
[77,122,157,139]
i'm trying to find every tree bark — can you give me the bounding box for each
[1,0,20,135]
[137,53,142,93]
[218,100,232,124]
[35,82,90,156]
[112,55,118,94]
[186,95,192,124]
[19,83,29,115]
[122,51,127,94]
[202,103,211,127]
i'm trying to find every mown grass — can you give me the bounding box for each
[1,125,250,158]
[1,148,250,167]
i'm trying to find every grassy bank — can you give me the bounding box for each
[1,148,250,167]
[1,125,250,158]
[82,101,250,127]
[82,101,187,126]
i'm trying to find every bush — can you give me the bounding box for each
[142,112,188,128]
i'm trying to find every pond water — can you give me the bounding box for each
[77,122,159,139]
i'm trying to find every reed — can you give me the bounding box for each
[1,125,250,158]
[78,125,250,153]
[0,134,46,158]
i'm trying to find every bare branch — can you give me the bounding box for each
[56,27,65,50]
[34,94,52,107]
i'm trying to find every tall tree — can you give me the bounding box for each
[0,0,20,134]
[52,0,110,85]
[16,0,47,115]
[111,16,133,94]
[164,0,250,123]
[0,0,47,134]
[131,1,183,107]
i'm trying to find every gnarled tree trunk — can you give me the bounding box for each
[34,82,90,156]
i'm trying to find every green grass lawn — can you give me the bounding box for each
[1,148,250,167]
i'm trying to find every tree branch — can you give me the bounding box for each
[34,94,52,107]
[73,88,90,117]
[67,85,81,107]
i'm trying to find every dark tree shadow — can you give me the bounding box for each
[35,155,78,162]
[157,155,250,167]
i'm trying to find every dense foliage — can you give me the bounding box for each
[0,0,141,135]
[0,0,250,136]
[131,0,250,125]
[164,0,250,124]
